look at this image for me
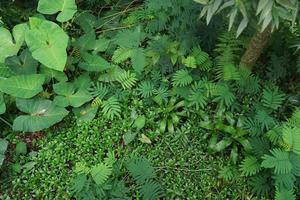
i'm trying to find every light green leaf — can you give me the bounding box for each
[79,53,111,72]
[0,24,28,62]
[53,82,92,108]
[0,92,5,114]
[25,18,69,71]
[134,115,146,130]
[38,0,77,22]
[112,48,132,64]
[139,134,152,144]
[91,163,112,185]
[40,65,68,83]
[123,131,137,145]
[0,74,45,98]
[0,139,8,166]
[73,104,98,122]
[183,56,197,68]
[15,142,27,155]
[13,98,69,132]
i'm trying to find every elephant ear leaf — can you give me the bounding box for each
[0,74,45,98]
[0,93,5,115]
[0,23,28,62]
[37,0,77,22]
[25,17,69,72]
[13,98,69,132]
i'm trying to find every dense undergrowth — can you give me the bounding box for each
[0,0,300,199]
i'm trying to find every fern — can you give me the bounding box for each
[187,81,207,110]
[90,163,112,185]
[282,126,300,155]
[218,166,236,181]
[137,81,155,98]
[254,110,276,131]
[237,67,261,94]
[217,64,241,81]
[172,69,193,87]
[250,174,272,197]
[261,149,293,174]
[117,71,137,89]
[262,86,285,110]
[274,173,296,191]
[139,181,164,200]
[88,82,108,99]
[126,157,156,184]
[153,86,169,105]
[112,48,132,64]
[101,96,121,120]
[275,188,296,200]
[213,84,236,108]
[249,137,270,158]
[113,28,146,49]
[240,156,261,176]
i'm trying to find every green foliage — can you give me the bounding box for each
[101,96,121,120]
[172,69,193,87]
[0,139,8,167]
[240,156,261,176]
[262,86,285,110]
[117,71,137,89]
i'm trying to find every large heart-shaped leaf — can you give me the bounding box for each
[40,65,68,83]
[0,74,45,98]
[0,24,28,62]
[13,98,69,132]
[53,82,92,108]
[5,49,38,75]
[0,93,5,115]
[79,53,111,72]
[25,17,69,72]
[37,0,77,22]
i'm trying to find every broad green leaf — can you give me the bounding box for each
[13,98,69,132]
[40,65,68,83]
[0,74,45,98]
[25,18,69,72]
[53,82,92,107]
[0,24,28,62]
[15,142,27,155]
[79,53,111,72]
[73,74,92,90]
[0,92,5,114]
[134,115,146,130]
[73,31,96,52]
[183,56,197,68]
[112,48,132,64]
[74,12,97,32]
[73,104,98,122]
[5,49,38,75]
[0,63,14,78]
[37,0,77,22]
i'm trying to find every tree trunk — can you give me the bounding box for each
[240,26,272,70]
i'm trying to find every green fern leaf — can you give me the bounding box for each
[187,81,207,110]
[217,64,240,81]
[213,84,235,108]
[282,126,300,155]
[126,157,156,184]
[90,163,112,185]
[275,188,296,200]
[137,81,155,98]
[101,96,121,120]
[262,87,285,110]
[261,149,293,174]
[240,156,261,176]
[139,181,164,200]
[88,82,108,99]
[218,166,237,181]
[116,71,137,89]
[182,56,197,68]
[112,48,132,64]
[172,69,193,87]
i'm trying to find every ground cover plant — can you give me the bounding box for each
[0,0,300,199]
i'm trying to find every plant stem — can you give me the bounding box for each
[0,116,12,128]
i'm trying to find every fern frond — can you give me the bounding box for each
[90,163,112,185]
[137,81,155,98]
[282,126,300,155]
[116,71,137,89]
[172,69,193,87]
[261,149,293,174]
[275,188,296,200]
[237,67,261,94]
[255,110,276,131]
[218,166,237,181]
[101,96,121,120]
[139,181,164,200]
[91,97,102,108]
[153,86,169,105]
[274,173,296,191]
[249,137,270,158]
[89,82,108,99]
[217,64,240,81]
[262,87,285,110]
[126,157,156,184]
[112,48,132,64]
[240,156,261,176]
[187,81,208,110]
[250,174,272,197]
[213,84,236,108]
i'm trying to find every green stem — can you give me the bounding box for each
[0,116,12,128]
